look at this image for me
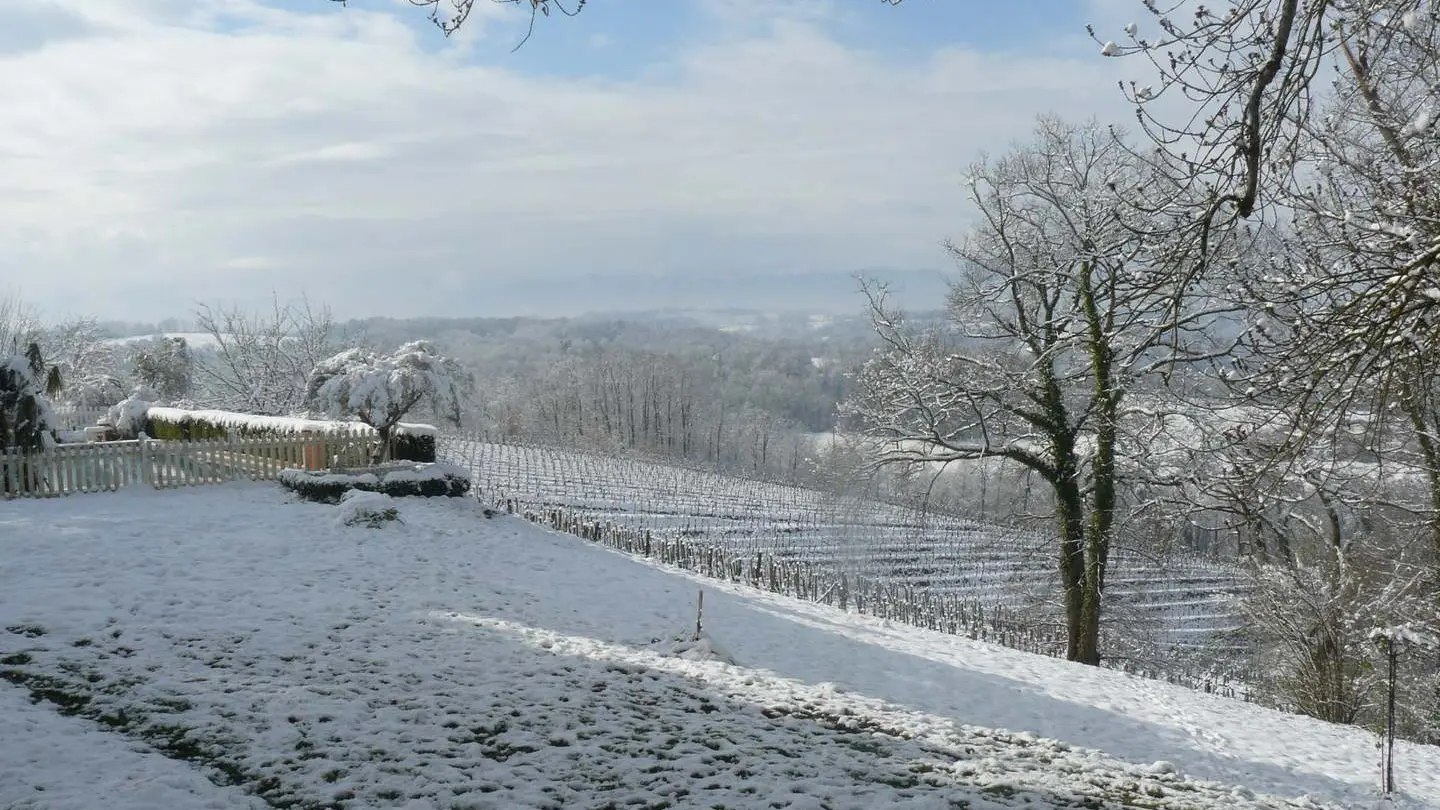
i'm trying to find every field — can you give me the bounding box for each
[440,437,1250,669]
[3,484,1434,810]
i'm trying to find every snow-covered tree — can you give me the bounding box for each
[843,118,1242,665]
[1243,542,1433,726]
[39,316,125,408]
[1092,1,1435,226]
[1095,1,1440,396]
[1216,417,1437,725]
[61,374,129,409]
[1148,368,1440,734]
[1097,1,1440,628]
[305,341,472,464]
[130,336,193,402]
[1,342,62,452]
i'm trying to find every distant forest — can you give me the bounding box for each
[350,311,884,477]
[92,308,904,480]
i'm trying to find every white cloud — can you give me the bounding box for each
[221,256,282,270]
[0,0,1137,321]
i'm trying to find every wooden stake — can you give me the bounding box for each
[695,589,704,642]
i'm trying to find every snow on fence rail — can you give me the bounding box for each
[1,436,373,499]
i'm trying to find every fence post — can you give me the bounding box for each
[140,436,154,488]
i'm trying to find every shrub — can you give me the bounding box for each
[336,490,403,529]
[278,462,471,504]
[391,424,437,463]
[105,393,157,440]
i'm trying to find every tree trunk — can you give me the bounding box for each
[1056,475,1089,663]
[1079,408,1117,667]
[1078,531,1103,665]
[1076,263,1117,666]
[1401,384,1440,566]
[372,424,392,465]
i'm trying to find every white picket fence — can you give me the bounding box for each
[1,436,375,499]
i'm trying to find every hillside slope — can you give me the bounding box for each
[445,438,1249,656]
[0,485,1434,809]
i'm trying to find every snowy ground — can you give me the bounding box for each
[1,484,1435,810]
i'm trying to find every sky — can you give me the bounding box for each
[0,0,1154,323]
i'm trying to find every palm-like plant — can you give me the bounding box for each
[1,342,63,451]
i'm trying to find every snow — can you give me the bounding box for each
[278,469,381,487]
[105,394,154,436]
[283,462,467,487]
[101,332,227,350]
[1370,624,1440,650]
[1401,108,1433,138]
[147,406,377,437]
[0,686,262,810]
[1,485,1436,809]
[372,461,469,484]
[1101,40,1121,56]
[335,490,403,529]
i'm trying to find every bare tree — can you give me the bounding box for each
[844,117,1241,664]
[335,0,586,44]
[1091,1,1422,220]
[192,296,348,415]
[1152,3,1440,563]
[1097,4,1440,617]
[1095,1,1439,359]
[1199,405,1440,730]
[0,293,41,356]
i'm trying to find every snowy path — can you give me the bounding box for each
[1,484,1434,809]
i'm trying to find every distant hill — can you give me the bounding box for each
[466,268,954,319]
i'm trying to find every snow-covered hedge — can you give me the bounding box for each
[147,407,372,440]
[145,407,437,462]
[278,462,471,503]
